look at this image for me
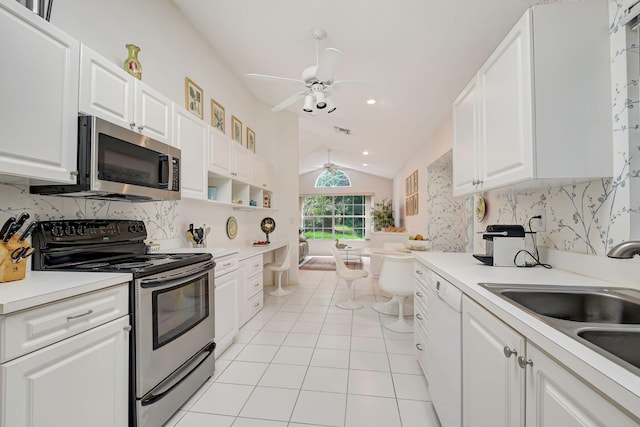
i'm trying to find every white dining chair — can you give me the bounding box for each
[373,242,413,316]
[265,244,293,296]
[331,246,368,309]
[377,255,415,332]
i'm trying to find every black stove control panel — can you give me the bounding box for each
[32,219,147,246]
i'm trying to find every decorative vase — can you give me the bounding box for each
[124,44,142,80]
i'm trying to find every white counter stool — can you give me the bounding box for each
[331,246,368,310]
[265,244,293,296]
[378,255,414,333]
[373,242,414,316]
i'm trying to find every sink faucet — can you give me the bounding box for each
[607,241,640,258]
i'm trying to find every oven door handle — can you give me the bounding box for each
[140,261,214,288]
[141,341,216,406]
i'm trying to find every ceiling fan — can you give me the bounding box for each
[245,27,382,114]
[322,149,339,173]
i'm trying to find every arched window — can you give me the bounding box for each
[315,170,351,187]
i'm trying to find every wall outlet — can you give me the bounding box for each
[531,209,546,232]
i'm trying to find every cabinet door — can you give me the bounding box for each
[209,128,233,177]
[173,104,208,199]
[214,272,238,358]
[134,80,172,144]
[0,1,79,184]
[452,76,480,196]
[478,9,534,190]
[525,343,638,427]
[79,45,134,128]
[462,297,525,427]
[232,143,250,182]
[0,316,129,427]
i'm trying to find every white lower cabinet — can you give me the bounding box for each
[462,295,525,427]
[0,283,130,427]
[238,255,264,327]
[413,261,429,376]
[214,269,238,358]
[462,296,637,427]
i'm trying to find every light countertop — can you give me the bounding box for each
[413,251,640,419]
[0,271,132,315]
[161,240,288,261]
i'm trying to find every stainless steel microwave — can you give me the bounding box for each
[31,116,181,201]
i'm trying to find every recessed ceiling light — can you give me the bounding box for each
[362,163,368,167]
[366,97,377,105]
[363,151,369,155]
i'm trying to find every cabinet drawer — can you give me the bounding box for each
[215,255,237,278]
[244,274,263,300]
[414,324,428,378]
[245,291,263,321]
[245,255,263,277]
[414,296,428,337]
[0,284,128,363]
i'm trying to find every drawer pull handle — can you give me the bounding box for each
[503,346,518,358]
[67,309,93,321]
[416,291,424,298]
[254,302,260,307]
[222,262,232,267]
[416,313,423,320]
[415,270,423,275]
[416,343,424,351]
[518,356,533,369]
[254,263,260,267]
[254,282,260,287]
[123,325,132,332]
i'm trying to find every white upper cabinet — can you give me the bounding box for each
[0,0,79,184]
[208,128,233,177]
[453,2,612,196]
[79,45,172,144]
[173,104,208,200]
[251,155,274,191]
[231,143,250,182]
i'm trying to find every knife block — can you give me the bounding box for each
[0,239,28,283]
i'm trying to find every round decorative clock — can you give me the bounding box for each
[475,196,487,222]
[260,217,276,243]
[226,216,238,239]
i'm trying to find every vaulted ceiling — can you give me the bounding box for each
[174,0,540,179]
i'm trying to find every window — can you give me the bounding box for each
[302,195,367,240]
[315,170,351,187]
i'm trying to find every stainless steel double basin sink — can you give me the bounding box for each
[479,283,640,375]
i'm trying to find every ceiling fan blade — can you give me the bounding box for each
[331,80,391,92]
[271,91,306,112]
[245,73,305,86]
[315,48,342,83]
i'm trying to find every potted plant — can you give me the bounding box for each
[372,199,394,231]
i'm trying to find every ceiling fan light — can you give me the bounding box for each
[302,94,314,112]
[326,96,337,113]
[315,90,327,109]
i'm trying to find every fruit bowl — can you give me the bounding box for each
[406,237,429,251]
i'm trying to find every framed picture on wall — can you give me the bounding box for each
[231,116,242,145]
[211,99,225,133]
[185,77,203,119]
[246,127,256,153]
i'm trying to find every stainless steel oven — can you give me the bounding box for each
[135,260,215,426]
[31,219,216,427]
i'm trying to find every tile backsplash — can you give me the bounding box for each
[0,183,179,240]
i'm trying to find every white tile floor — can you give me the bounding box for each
[164,264,442,427]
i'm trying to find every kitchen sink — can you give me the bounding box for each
[577,329,640,371]
[499,289,640,324]
[479,283,640,375]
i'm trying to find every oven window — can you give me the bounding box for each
[97,133,160,189]
[152,274,209,349]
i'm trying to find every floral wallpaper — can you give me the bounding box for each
[426,151,467,252]
[0,183,179,240]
